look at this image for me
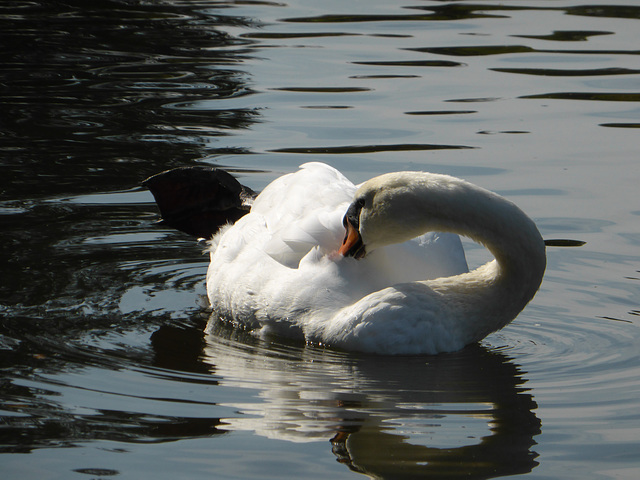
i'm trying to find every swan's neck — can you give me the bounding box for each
[421,177,546,335]
[363,172,546,338]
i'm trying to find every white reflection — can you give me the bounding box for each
[200,321,540,478]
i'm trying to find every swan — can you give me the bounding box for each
[200,162,546,355]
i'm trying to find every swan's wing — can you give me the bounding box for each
[245,162,468,274]
[253,163,356,266]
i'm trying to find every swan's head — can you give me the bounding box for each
[339,172,436,259]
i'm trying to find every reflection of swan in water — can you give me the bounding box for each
[196,323,540,478]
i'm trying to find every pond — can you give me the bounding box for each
[1,0,639,478]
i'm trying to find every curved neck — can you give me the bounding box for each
[411,175,547,337]
[356,171,546,340]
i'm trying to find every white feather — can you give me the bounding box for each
[206,162,545,355]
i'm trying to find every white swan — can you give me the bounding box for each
[205,162,545,355]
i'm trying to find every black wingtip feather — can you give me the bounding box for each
[143,166,257,238]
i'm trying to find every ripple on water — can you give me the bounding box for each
[482,297,640,427]
[1,0,640,477]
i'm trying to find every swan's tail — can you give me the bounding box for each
[143,166,257,239]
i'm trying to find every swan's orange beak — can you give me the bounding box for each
[339,218,366,259]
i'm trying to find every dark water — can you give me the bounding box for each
[1,1,639,478]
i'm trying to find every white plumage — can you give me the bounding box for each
[206,162,545,355]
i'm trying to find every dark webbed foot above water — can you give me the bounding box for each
[143,166,257,239]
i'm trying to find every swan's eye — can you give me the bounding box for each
[344,198,365,228]
[340,198,367,259]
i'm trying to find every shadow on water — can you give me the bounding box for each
[0,0,262,202]
[0,0,262,330]
[0,0,259,457]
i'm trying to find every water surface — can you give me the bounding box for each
[1,1,639,479]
